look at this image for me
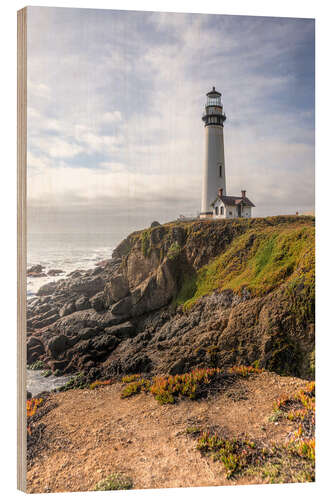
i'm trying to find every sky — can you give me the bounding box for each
[27,7,315,235]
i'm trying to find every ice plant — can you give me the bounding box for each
[228,365,263,377]
[89,379,112,390]
[26,397,43,418]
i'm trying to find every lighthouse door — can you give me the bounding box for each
[237,205,242,217]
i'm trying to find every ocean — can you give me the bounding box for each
[27,232,121,296]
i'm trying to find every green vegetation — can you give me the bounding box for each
[120,366,262,405]
[167,241,181,260]
[120,378,151,398]
[173,271,197,308]
[27,360,45,370]
[94,472,133,491]
[196,432,261,478]
[192,381,315,483]
[185,426,202,436]
[89,380,112,390]
[140,229,151,257]
[121,374,143,383]
[174,224,314,310]
[57,372,88,391]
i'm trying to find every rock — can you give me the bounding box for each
[66,276,105,297]
[110,296,133,317]
[47,335,70,357]
[48,359,68,372]
[150,221,161,228]
[27,336,45,364]
[169,358,186,375]
[105,273,129,303]
[67,270,83,278]
[90,291,106,312]
[31,313,59,330]
[92,334,119,351]
[104,321,135,339]
[59,302,76,317]
[28,271,47,278]
[75,295,90,311]
[123,354,152,374]
[36,282,58,296]
[47,269,63,276]
[78,327,100,340]
[95,259,113,267]
[27,264,44,273]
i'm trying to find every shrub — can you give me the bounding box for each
[26,397,43,417]
[273,382,315,464]
[120,378,151,398]
[121,374,142,383]
[57,372,88,391]
[140,230,151,257]
[167,242,181,260]
[89,380,112,390]
[94,472,133,491]
[196,431,258,479]
[149,368,221,404]
[27,360,45,370]
[228,365,263,377]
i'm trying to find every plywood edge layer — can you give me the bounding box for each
[17,6,27,493]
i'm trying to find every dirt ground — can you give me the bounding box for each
[26,371,309,493]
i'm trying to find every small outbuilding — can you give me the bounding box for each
[211,188,255,219]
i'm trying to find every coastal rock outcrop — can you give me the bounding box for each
[26,216,315,379]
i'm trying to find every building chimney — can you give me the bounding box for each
[218,188,223,198]
[241,190,246,199]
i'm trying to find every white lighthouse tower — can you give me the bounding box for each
[200,87,227,217]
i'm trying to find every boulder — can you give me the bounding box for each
[110,296,133,317]
[27,336,45,364]
[48,359,69,372]
[27,264,44,273]
[36,282,57,296]
[169,358,187,375]
[78,327,100,340]
[90,291,106,312]
[75,295,90,311]
[66,276,104,297]
[105,273,129,303]
[28,271,47,278]
[47,269,63,276]
[92,334,119,351]
[47,335,70,357]
[104,321,135,339]
[95,259,113,267]
[59,301,76,317]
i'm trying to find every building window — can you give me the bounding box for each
[220,206,224,215]
[219,164,222,177]
[215,207,218,215]
[229,211,232,216]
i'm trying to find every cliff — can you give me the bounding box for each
[27,215,315,380]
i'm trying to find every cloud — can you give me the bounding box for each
[26,7,315,232]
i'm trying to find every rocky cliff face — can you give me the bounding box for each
[27,216,315,380]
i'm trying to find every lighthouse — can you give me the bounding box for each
[200,87,227,217]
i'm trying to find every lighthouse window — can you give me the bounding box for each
[219,164,222,177]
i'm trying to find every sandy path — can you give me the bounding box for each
[27,371,306,493]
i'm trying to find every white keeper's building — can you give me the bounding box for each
[200,87,255,219]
